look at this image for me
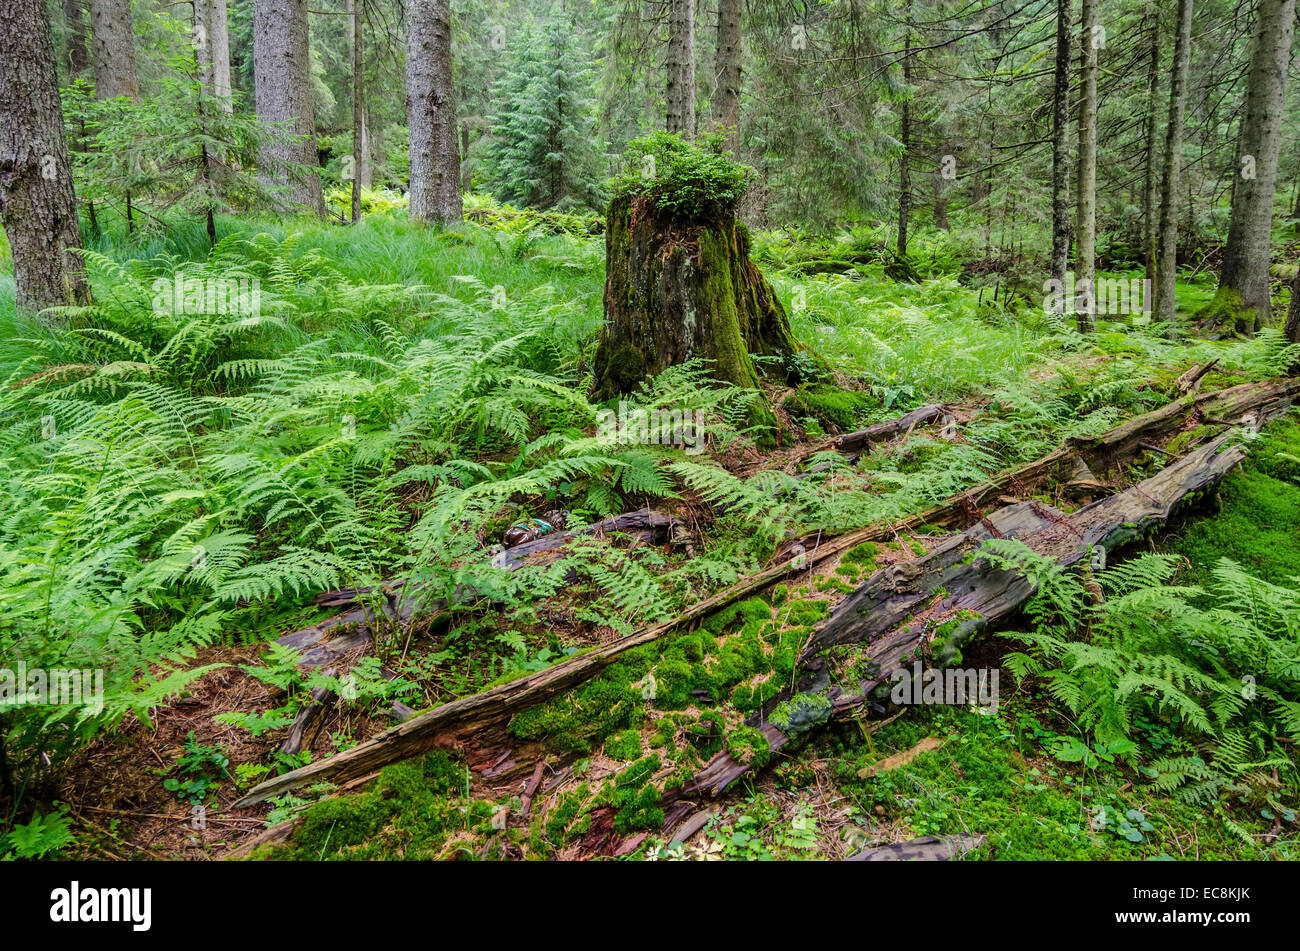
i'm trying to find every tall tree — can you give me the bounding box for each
[253,0,324,215]
[1154,0,1193,332]
[199,0,233,112]
[63,0,90,79]
[1049,0,1071,304]
[1200,0,1297,334]
[0,0,90,309]
[350,0,363,223]
[714,0,741,152]
[666,0,695,138]
[89,0,139,100]
[405,0,462,225]
[896,2,913,258]
[1140,12,1162,281]
[1074,0,1099,332]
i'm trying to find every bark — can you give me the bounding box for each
[1141,13,1161,280]
[714,0,741,152]
[1285,267,1300,348]
[254,0,325,215]
[897,4,913,258]
[1,0,91,310]
[89,0,139,99]
[199,0,233,111]
[1154,0,1194,332]
[63,0,89,79]
[350,0,363,223]
[405,0,461,225]
[229,377,1300,811]
[1074,0,1099,332]
[836,404,944,453]
[589,193,800,419]
[1050,0,1071,299]
[666,0,696,138]
[1204,0,1296,334]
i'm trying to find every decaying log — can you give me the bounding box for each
[836,404,945,453]
[848,834,986,861]
[230,378,1298,817]
[1176,359,1218,395]
[660,422,1273,814]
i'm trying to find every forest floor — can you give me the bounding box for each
[4,204,1299,860]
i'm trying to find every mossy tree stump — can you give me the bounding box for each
[590,148,808,439]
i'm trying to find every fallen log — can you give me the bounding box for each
[848,833,986,861]
[659,420,1272,816]
[230,378,1298,815]
[836,404,945,453]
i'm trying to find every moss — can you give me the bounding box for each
[683,711,726,758]
[606,754,665,834]
[544,784,591,844]
[725,726,773,769]
[929,609,985,667]
[1166,424,1219,455]
[769,691,833,735]
[842,541,879,569]
[604,729,644,762]
[769,583,790,606]
[1168,420,1300,586]
[783,385,877,431]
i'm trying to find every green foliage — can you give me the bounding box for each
[611,132,752,218]
[162,731,230,804]
[483,21,605,213]
[0,808,74,860]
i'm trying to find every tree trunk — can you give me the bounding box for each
[405,0,462,226]
[202,0,233,112]
[89,0,139,99]
[1154,0,1193,333]
[0,0,91,311]
[666,0,695,138]
[1050,0,1071,305]
[591,194,800,426]
[254,0,325,215]
[1285,266,1300,348]
[350,0,363,223]
[714,0,741,152]
[1074,0,1099,332]
[63,0,89,79]
[896,3,913,258]
[1141,13,1161,280]
[1201,0,1296,335]
[933,169,949,230]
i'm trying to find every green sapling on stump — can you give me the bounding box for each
[591,133,814,442]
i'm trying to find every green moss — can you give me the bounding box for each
[1168,420,1300,586]
[606,754,665,834]
[725,726,773,769]
[604,729,644,762]
[842,541,879,569]
[783,385,877,431]
[769,691,833,735]
[683,711,726,758]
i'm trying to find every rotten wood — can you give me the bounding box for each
[836,404,944,453]
[228,378,1298,823]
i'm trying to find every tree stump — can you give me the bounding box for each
[591,192,802,427]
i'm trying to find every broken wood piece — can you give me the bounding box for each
[848,833,986,861]
[1176,359,1218,395]
[836,404,944,453]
